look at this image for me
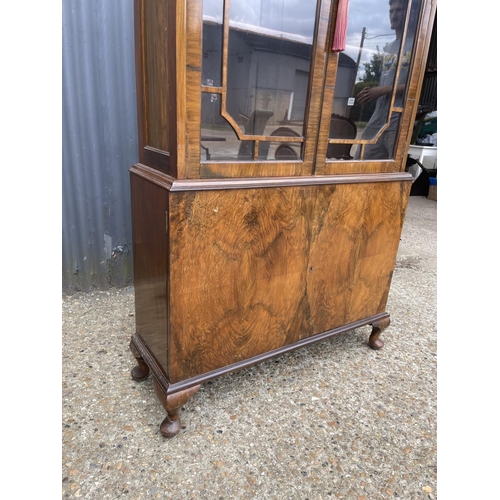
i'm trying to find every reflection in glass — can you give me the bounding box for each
[202,0,223,87]
[328,0,422,160]
[200,0,318,161]
[201,100,303,161]
[201,98,244,161]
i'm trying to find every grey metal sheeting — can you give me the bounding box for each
[62,0,139,293]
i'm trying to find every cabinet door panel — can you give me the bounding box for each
[167,179,409,382]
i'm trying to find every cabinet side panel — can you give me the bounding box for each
[130,172,169,370]
[168,181,409,383]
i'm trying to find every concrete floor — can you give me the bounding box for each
[62,195,437,499]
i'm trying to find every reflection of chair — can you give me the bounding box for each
[239,112,249,128]
[326,114,357,160]
[237,110,273,159]
[271,126,301,160]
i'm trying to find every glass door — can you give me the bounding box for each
[316,0,425,174]
[197,0,325,177]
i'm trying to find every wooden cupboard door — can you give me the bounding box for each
[315,0,436,175]
[167,179,410,383]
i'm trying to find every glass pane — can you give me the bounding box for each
[201,0,318,162]
[259,141,302,161]
[226,0,317,137]
[200,97,304,161]
[202,0,224,87]
[328,0,422,160]
[201,97,247,161]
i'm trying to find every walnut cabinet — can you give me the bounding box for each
[128,0,436,437]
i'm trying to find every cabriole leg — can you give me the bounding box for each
[369,316,390,350]
[153,381,201,438]
[130,340,150,381]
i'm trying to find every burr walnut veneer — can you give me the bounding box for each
[128,0,436,437]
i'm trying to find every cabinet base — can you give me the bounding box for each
[130,312,390,437]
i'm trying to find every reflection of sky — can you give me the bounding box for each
[344,0,394,80]
[203,0,394,45]
[231,0,317,37]
[203,0,317,37]
[203,0,409,80]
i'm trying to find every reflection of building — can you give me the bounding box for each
[331,53,356,117]
[202,21,356,128]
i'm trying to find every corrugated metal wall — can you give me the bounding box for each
[62,0,139,294]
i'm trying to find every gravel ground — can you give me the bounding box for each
[62,196,437,500]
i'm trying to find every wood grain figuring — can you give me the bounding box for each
[200,161,309,179]
[313,0,339,174]
[128,0,436,437]
[320,161,401,176]
[306,181,410,333]
[130,172,169,369]
[144,0,172,155]
[167,180,410,383]
[184,0,203,179]
[166,312,389,393]
[302,0,333,171]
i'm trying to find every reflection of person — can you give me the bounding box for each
[355,0,411,159]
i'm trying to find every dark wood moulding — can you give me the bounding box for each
[130,163,413,192]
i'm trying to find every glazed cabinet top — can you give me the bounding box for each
[134,0,436,180]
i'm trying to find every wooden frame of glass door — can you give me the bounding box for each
[315,0,436,176]
[183,0,334,179]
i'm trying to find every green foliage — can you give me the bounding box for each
[361,47,383,83]
[350,82,378,122]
